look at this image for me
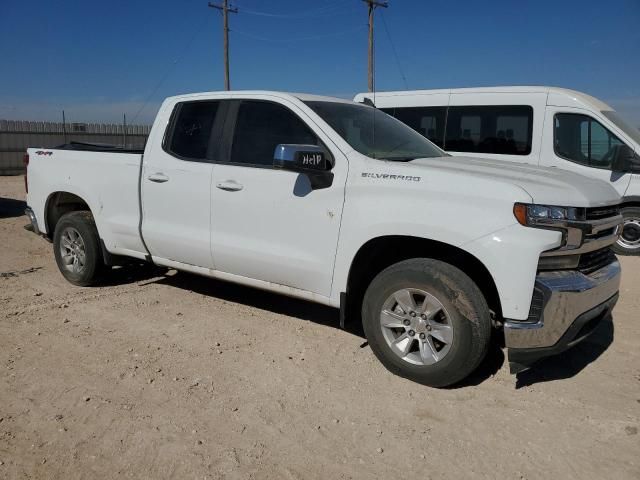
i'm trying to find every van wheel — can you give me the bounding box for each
[362,258,491,388]
[613,207,640,256]
[53,211,105,286]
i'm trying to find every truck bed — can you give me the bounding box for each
[26,145,147,260]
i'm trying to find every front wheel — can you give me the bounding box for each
[53,211,105,286]
[612,207,640,256]
[362,258,491,387]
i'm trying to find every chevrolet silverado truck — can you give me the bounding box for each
[24,91,623,387]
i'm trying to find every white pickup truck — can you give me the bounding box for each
[24,91,623,387]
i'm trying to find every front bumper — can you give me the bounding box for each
[504,260,621,373]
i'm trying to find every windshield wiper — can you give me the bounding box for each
[377,156,417,162]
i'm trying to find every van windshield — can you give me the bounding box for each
[304,101,446,161]
[602,110,640,146]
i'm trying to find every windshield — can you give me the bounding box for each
[304,101,446,161]
[602,110,640,146]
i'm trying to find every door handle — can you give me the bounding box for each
[216,180,244,192]
[147,173,169,183]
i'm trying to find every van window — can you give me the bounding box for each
[381,107,446,147]
[602,110,640,145]
[445,106,533,155]
[554,113,624,169]
[166,101,219,161]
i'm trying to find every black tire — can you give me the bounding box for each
[612,207,640,256]
[53,211,105,286]
[362,258,491,388]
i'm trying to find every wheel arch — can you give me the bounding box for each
[342,235,502,330]
[44,191,94,239]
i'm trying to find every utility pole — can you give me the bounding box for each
[208,1,238,91]
[362,0,388,92]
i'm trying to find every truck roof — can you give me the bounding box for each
[354,86,613,111]
[165,90,356,105]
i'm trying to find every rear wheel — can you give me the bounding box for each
[53,211,105,286]
[613,207,640,256]
[362,258,491,387]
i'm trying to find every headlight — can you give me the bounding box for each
[513,203,587,250]
[513,203,585,226]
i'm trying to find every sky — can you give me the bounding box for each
[0,0,638,126]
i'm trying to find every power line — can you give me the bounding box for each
[380,11,408,89]
[232,25,367,43]
[130,15,210,123]
[209,1,238,91]
[240,0,350,19]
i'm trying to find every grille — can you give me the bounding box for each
[578,247,616,275]
[586,205,620,220]
[527,287,545,322]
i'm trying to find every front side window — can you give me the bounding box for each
[230,101,320,166]
[554,113,624,169]
[445,105,533,155]
[382,107,446,148]
[305,101,445,161]
[166,101,219,160]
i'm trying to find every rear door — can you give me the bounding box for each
[141,99,225,268]
[209,97,346,297]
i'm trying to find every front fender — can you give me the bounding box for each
[462,224,561,320]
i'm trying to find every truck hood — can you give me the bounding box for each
[409,156,621,207]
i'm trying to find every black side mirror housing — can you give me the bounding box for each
[273,144,334,189]
[611,144,640,173]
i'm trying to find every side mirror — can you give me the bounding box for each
[273,144,334,189]
[611,144,640,173]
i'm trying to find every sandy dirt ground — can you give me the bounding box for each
[0,174,639,479]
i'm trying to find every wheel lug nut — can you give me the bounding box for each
[419,333,426,340]
[420,314,427,320]
[408,330,415,336]
[403,319,410,326]
[410,311,416,317]
[426,325,432,331]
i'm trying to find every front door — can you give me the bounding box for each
[540,107,632,197]
[210,98,346,297]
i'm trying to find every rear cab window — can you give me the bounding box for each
[164,101,220,161]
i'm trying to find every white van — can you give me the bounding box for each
[354,87,640,255]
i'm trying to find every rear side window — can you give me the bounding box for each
[166,101,219,160]
[230,101,320,166]
[382,107,446,147]
[445,105,533,155]
[554,113,625,169]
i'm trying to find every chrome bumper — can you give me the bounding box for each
[504,260,621,352]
